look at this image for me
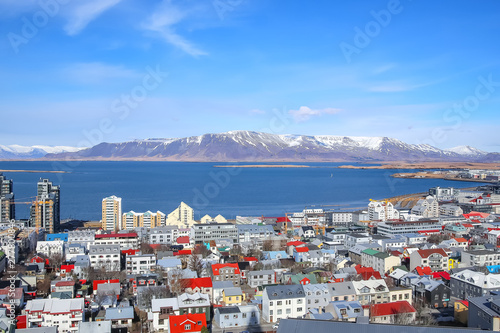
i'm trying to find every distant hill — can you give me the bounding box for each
[0,144,84,159]
[40,131,498,162]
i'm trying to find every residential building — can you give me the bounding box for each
[412,277,450,308]
[450,269,500,299]
[377,220,442,236]
[101,195,122,232]
[177,293,211,321]
[182,277,213,301]
[88,244,121,271]
[409,249,449,272]
[236,224,274,243]
[36,240,64,257]
[368,201,399,221]
[439,204,464,216]
[454,300,469,325]
[126,253,156,275]
[468,295,500,330]
[327,282,356,302]
[0,173,14,222]
[149,226,180,245]
[324,300,364,322]
[166,202,196,228]
[461,250,500,267]
[247,270,277,288]
[369,301,416,324]
[105,306,134,330]
[361,249,401,274]
[68,230,95,249]
[191,223,238,244]
[214,305,260,328]
[411,196,439,218]
[30,178,60,234]
[94,232,139,250]
[211,263,241,286]
[222,287,245,306]
[169,313,207,333]
[344,233,372,248]
[351,279,390,305]
[262,285,306,323]
[25,298,84,333]
[330,212,353,226]
[303,283,330,312]
[122,210,165,229]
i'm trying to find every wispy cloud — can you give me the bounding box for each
[63,62,140,84]
[64,0,124,36]
[289,106,342,123]
[143,1,207,57]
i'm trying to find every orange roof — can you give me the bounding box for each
[212,263,240,276]
[416,248,448,258]
[370,301,416,317]
[454,238,467,243]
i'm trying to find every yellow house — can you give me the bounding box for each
[223,287,245,306]
[454,300,469,325]
[449,258,460,269]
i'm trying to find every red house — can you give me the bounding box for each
[169,313,207,333]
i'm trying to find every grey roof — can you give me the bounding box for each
[105,306,134,320]
[468,295,500,317]
[224,287,243,296]
[328,282,355,296]
[216,306,240,314]
[16,328,58,333]
[248,270,275,277]
[213,281,235,289]
[265,284,305,300]
[277,318,484,333]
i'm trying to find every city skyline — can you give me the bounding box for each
[1,1,500,151]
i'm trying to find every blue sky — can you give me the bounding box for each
[1,0,500,151]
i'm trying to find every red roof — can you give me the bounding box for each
[415,266,433,276]
[458,300,469,307]
[176,236,190,244]
[93,279,120,291]
[454,238,467,243]
[174,250,192,256]
[243,257,258,262]
[355,265,382,280]
[432,271,451,281]
[169,313,206,333]
[287,241,305,247]
[212,263,240,276]
[370,301,416,317]
[463,223,474,228]
[183,277,213,290]
[464,211,490,219]
[416,248,448,258]
[60,264,74,272]
[16,314,27,329]
[122,249,140,256]
[417,229,441,234]
[95,232,137,239]
[276,216,291,223]
[295,247,309,253]
[55,281,75,287]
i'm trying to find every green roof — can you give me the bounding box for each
[374,252,390,259]
[361,249,380,256]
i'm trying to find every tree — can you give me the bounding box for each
[137,286,170,310]
[262,240,273,251]
[188,253,204,278]
[49,253,64,270]
[201,326,209,333]
[167,269,185,295]
[140,242,155,254]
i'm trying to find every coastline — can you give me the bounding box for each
[213,165,310,168]
[0,169,69,173]
[338,162,500,170]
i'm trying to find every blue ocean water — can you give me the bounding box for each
[0,161,480,221]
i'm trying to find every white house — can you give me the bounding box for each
[25,298,85,333]
[262,285,306,323]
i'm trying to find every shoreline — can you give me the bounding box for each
[0,169,69,173]
[338,162,500,170]
[214,165,310,168]
[391,172,495,184]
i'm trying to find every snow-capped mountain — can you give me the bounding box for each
[41,131,495,162]
[445,145,487,157]
[0,144,84,159]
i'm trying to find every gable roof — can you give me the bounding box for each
[370,301,416,317]
[212,263,240,276]
[416,248,448,258]
[169,313,206,333]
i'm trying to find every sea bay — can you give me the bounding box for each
[0,161,481,221]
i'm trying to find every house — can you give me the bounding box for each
[262,251,289,260]
[211,263,241,286]
[36,240,64,258]
[94,232,139,250]
[361,249,401,274]
[369,301,416,324]
[222,287,245,306]
[413,277,450,308]
[126,253,156,275]
[351,279,389,305]
[25,298,84,333]
[169,313,207,333]
[105,306,134,330]
[454,300,469,325]
[283,273,317,285]
[214,305,260,328]
[303,283,330,312]
[133,274,158,295]
[327,282,357,302]
[299,226,316,239]
[247,270,277,288]
[293,247,310,263]
[409,248,449,272]
[88,244,121,271]
[262,285,306,323]
[344,233,372,248]
[324,301,364,322]
[181,277,213,301]
[467,295,500,330]
[450,269,500,299]
[151,293,210,332]
[411,196,439,218]
[177,293,211,321]
[50,280,75,298]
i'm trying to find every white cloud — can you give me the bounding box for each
[63,62,140,84]
[143,1,207,57]
[64,0,124,36]
[289,106,342,123]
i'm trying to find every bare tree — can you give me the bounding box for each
[140,242,155,255]
[138,286,170,309]
[49,253,64,271]
[188,253,204,278]
[167,269,185,296]
[94,289,118,309]
[262,240,273,251]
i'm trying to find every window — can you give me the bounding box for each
[277,301,282,306]
[224,315,229,320]
[277,309,282,315]
[159,319,164,325]
[242,313,247,318]
[297,307,302,312]
[286,309,291,314]
[270,302,273,306]
[185,324,191,330]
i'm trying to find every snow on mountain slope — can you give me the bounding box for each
[446,145,486,157]
[0,144,84,159]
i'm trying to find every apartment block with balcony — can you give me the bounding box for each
[409,249,449,272]
[126,253,156,275]
[25,298,84,333]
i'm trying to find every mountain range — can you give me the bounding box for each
[0,144,84,159]
[22,131,498,162]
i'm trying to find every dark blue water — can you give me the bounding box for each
[0,161,480,221]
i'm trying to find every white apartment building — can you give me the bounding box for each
[94,232,139,250]
[411,196,439,218]
[377,220,442,236]
[36,240,64,258]
[262,285,306,323]
[25,298,84,333]
[461,250,500,267]
[102,195,122,232]
[68,230,95,249]
[88,244,121,271]
[330,212,353,226]
[126,253,156,275]
[439,204,464,217]
[149,226,180,245]
[368,201,399,221]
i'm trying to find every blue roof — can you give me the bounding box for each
[46,233,68,242]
